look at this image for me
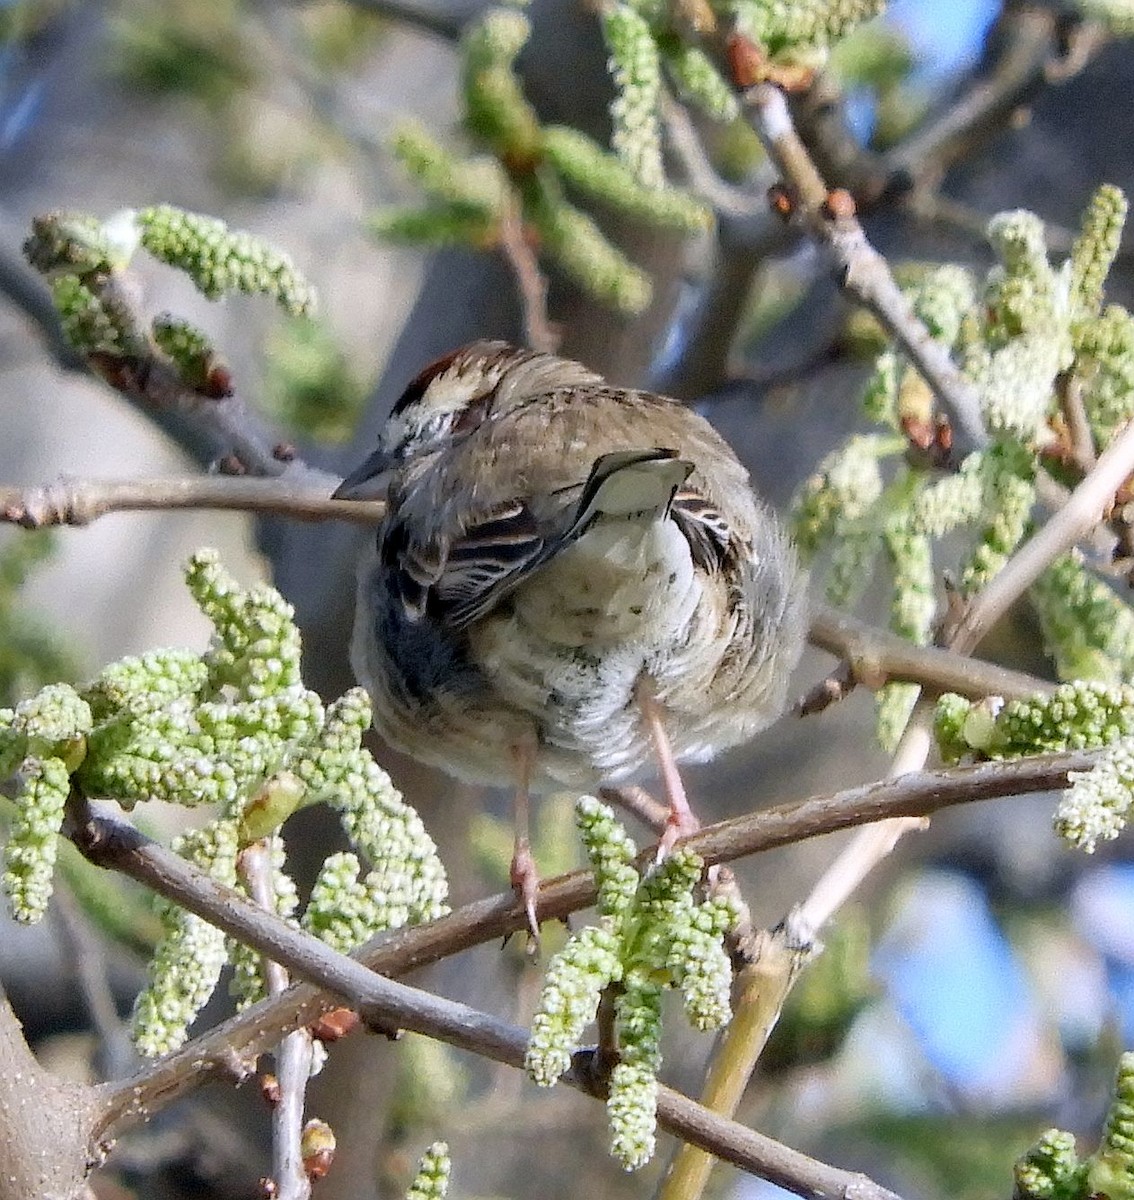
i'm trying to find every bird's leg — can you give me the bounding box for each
[509,734,541,944]
[636,678,699,858]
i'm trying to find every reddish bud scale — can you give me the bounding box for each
[726,32,765,89]
[260,1073,281,1107]
[822,189,857,220]
[768,184,795,219]
[309,1007,360,1042]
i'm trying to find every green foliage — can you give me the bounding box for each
[137,204,316,314]
[1015,1054,1134,1200]
[791,187,1134,750]
[0,550,448,1051]
[0,532,80,708]
[1089,1051,1134,1200]
[109,0,253,106]
[525,796,736,1170]
[406,1142,452,1200]
[1016,1130,1090,1200]
[26,205,327,439]
[934,681,1134,852]
[263,315,367,442]
[370,5,709,316]
[729,0,886,67]
[603,5,664,189]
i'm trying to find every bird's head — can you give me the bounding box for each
[333,340,601,500]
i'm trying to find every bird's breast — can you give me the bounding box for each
[513,514,699,649]
[462,513,704,780]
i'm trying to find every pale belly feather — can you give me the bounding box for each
[468,515,704,786]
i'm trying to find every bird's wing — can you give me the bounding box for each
[670,488,734,572]
[385,449,694,631]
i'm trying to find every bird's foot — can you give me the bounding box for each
[655,803,701,862]
[510,834,542,951]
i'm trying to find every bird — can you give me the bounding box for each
[333,340,806,935]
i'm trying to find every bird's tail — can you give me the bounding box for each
[571,449,694,533]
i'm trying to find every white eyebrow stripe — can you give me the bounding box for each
[423,369,494,415]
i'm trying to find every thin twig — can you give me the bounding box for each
[950,419,1134,655]
[600,784,670,832]
[87,749,1098,1139]
[239,842,313,1200]
[804,602,1055,710]
[883,6,1061,192]
[0,475,380,528]
[659,92,771,227]
[497,205,559,354]
[743,84,987,458]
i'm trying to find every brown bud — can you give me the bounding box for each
[217,453,247,476]
[309,1007,360,1043]
[900,413,934,451]
[202,360,234,399]
[767,183,795,220]
[726,31,765,89]
[822,189,857,220]
[302,1119,336,1181]
[260,1073,281,1107]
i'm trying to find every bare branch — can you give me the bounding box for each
[87,749,1097,1140]
[0,983,104,1200]
[886,7,1108,194]
[1,474,379,529]
[804,602,1055,709]
[744,84,987,459]
[239,843,314,1200]
[948,419,1134,655]
[66,793,914,1200]
[497,205,560,354]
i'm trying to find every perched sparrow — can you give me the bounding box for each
[334,340,806,932]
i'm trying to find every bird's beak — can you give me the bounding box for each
[332,447,395,501]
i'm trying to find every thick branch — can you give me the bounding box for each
[0,983,103,1200]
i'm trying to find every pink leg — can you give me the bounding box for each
[510,736,541,944]
[637,680,699,858]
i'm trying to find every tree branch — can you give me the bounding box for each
[1,474,376,529]
[803,602,1055,711]
[497,204,559,354]
[743,84,987,459]
[0,982,104,1200]
[885,6,1102,194]
[83,749,1097,1143]
[63,792,915,1200]
[238,842,314,1200]
[948,418,1134,655]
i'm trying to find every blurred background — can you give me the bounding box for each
[0,1,1132,1197]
